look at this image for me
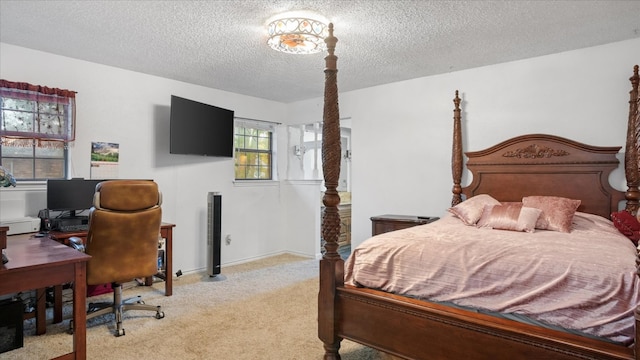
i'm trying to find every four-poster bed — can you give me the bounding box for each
[317,24,640,360]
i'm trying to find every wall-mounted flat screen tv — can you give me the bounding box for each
[170,95,234,157]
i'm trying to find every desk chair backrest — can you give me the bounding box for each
[85,180,162,285]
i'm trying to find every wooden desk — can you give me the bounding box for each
[49,222,176,296]
[0,228,90,360]
[0,226,6,256]
[22,222,175,337]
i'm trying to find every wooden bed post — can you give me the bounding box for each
[631,64,640,360]
[624,64,640,360]
[625,65,640,215]
[451,91,463,206]
[318,23,344,360]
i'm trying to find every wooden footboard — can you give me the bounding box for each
[336,286,633,360]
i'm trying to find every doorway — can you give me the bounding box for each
[289,120,352,260]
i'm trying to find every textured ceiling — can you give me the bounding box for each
[1,1,639,103]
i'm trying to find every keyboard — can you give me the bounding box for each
[58,224,89,232]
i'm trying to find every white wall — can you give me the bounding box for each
[289,38,640,250]
[0,43,304,274]
[2,38,639,270]
[282,180,323,259]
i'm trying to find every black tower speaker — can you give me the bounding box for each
[207,192,222,276]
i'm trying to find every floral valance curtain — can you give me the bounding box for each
[0,79,76,148]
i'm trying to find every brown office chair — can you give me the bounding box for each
[70,180,165,337]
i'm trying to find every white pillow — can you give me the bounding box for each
[448,194,500,226]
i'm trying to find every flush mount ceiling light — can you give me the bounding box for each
[267,16,329,54]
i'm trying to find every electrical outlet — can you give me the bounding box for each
[225,234,232,245]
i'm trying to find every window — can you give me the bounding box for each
[0,138,66,180]
[0,80,76,180]
[234,119,276,180]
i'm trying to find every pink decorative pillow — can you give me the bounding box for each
[477,203,542,233]
[610,210,640,245]
[521,196,581,233]
[448,194,500,225]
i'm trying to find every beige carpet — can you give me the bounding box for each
[3,254,392,360]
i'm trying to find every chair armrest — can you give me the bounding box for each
[68,236,86,252]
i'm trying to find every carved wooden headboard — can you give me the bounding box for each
[451,65,640,219]
[461,134,624,218]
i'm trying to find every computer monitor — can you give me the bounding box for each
[46,179,105,217]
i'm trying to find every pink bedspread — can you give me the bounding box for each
[345,212,640,344]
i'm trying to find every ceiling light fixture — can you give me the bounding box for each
[267,16,328,54]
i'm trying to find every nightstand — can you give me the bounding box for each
[370,214,439,236]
